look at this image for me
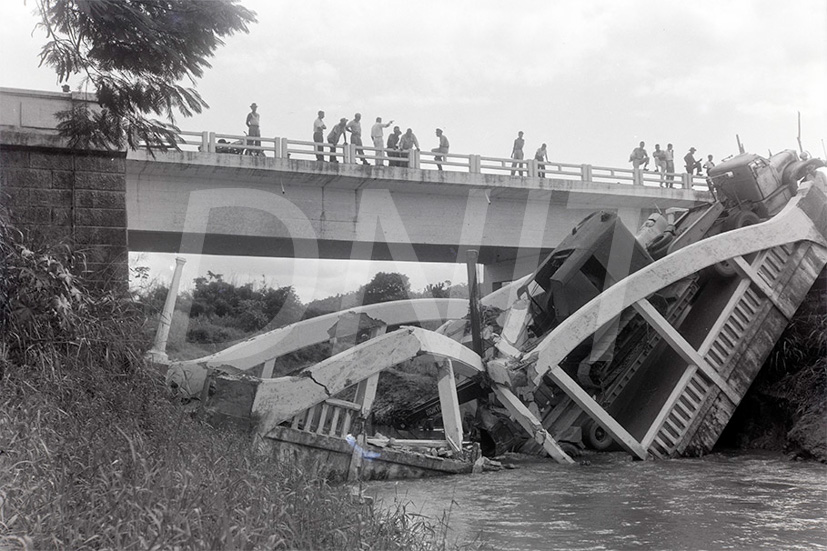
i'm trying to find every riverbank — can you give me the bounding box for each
[0,220,455,551]
[720,268,826,462]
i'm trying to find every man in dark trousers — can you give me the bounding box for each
[313,110,326,161]
[684,147,702,175]
[246,103,261,155]
[327,118,348,162]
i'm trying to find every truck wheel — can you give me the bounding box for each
[713,211,762,277]
[583,420,614,451]
[646,228,674,259]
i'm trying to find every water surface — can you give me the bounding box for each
[368,451,827,550]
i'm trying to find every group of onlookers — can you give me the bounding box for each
[247,104,720,183]
[311,110,451,169]
[509,131,550,177]
[629,141,716,188]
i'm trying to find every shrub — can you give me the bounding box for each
[0,216,467,550]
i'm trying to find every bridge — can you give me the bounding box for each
[2,87,712,290]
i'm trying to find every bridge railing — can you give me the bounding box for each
[162,131,711,190]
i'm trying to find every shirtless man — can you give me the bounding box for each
[629,141,650,170]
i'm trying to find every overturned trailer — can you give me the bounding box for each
[166,151,827,479]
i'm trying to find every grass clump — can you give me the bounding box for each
[0,218,462,550]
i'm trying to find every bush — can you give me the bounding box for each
[0,216,467,550]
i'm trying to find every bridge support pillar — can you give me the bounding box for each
[0,135,128,288]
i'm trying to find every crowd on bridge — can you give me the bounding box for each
[244,103,719,184]
[628,141,716,188]
[311,110,453,170]
[245,103,559,176]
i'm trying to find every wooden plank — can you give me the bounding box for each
[545,366,649,460]
[633,299,740,403]
[436,360,463,452]
[641,365,698,449]
[366,438,453,448]
[731,256,796,319]
[492,385,575,464]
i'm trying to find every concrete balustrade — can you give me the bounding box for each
[167,129,711,189]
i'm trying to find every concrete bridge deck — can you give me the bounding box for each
[2,87,712,288]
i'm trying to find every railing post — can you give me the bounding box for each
[528,159,537,178]
[581,164,593,183]
[410,149,420,169]
[200,131,210,153]
[344,143,355,164]
[682,174,693,190]
[207,132,216,153]
[279,137,289,159]
[633,169,643,186]
[470,154,481,173]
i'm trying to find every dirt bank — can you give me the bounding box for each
[719,268,826,461]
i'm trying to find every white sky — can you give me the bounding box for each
[2,0,826,301]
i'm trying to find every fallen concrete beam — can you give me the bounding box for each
[167,298,469,398]
[244,326,483,436]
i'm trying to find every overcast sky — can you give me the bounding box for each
[2,0,825,301]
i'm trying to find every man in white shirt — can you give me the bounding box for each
[371,116,394,166]
[313,110,326,161]
[246,103,261,155]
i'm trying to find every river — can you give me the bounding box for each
[367,451,827,550]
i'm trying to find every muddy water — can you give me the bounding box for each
[367,451,827,550]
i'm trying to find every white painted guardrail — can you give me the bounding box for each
[172,130,711,191]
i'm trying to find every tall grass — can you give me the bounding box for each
[0,216,471,550]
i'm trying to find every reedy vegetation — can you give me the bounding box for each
[0,217,471,550]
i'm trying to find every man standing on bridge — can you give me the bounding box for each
[346,113,369,165]
[371,116,394,166]
[313,110,326,161]
[387,126,402,167]
[246,103,262,156]
[535,143,548,178]
[327,118,348,163]
[684,147,702,175]
[664,143,676,187]
[431,128,449,170]
[511,131,525,176]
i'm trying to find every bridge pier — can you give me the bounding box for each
[0,89,129,287]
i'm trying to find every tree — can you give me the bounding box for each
[35,0,256,150]
[363,272,410,305]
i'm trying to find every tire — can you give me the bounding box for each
[713,210,762,278]
[646,228,675,259]
[583,420,614,451]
